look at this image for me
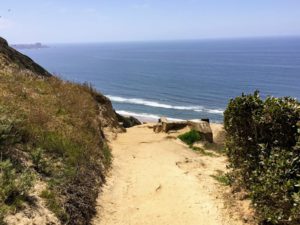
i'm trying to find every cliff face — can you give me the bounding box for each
[0,37,51,77]
[0,37,123,225]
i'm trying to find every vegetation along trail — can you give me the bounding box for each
[92,124,250,225]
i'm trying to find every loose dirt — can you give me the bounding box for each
[93,124,251,225]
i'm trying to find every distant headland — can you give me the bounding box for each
[11,42,48,50]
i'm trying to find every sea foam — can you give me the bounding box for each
[116,110,184,122]
[107,95,224,115]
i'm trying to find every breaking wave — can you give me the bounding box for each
[107,95,224,115]
[116,110,184,122]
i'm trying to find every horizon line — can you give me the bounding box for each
[9,34,300,45]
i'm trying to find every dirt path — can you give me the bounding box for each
[92,124,248,225]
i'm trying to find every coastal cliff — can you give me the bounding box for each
[0,37,51,77]
[0,37,123,225]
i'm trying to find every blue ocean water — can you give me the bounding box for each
[20,37,300,122]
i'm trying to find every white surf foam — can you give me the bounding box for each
[107,95,203,111]
[206,109,224,115]
[107,95,224,115]
[116,110,184,122]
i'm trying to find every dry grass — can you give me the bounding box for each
[0,70,114,224]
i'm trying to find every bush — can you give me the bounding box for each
[0,108,35,223]
[224,91,300,224]
[178,130,202,146]
[0,160,34,221]
[30,148,51,175]
[0,109,24,155]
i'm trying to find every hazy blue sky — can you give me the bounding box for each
[1,0,300,43]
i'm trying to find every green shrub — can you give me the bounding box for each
[178,130,202,146]
[0,160,34,215]
[224,91,264,182]
[0,109,24,153]
[224,91,300,224]
[30,148,51,175]
[0,108,33,224]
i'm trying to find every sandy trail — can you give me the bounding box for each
[92,124,247,225]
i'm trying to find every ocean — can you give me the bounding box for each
[19,37,300,123]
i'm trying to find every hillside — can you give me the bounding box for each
[0,37,51,77]
[0,37,124,225]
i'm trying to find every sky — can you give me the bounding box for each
[0,0,300,44]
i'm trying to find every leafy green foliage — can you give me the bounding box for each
[224,91,300,224]
[178,130,202,146]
